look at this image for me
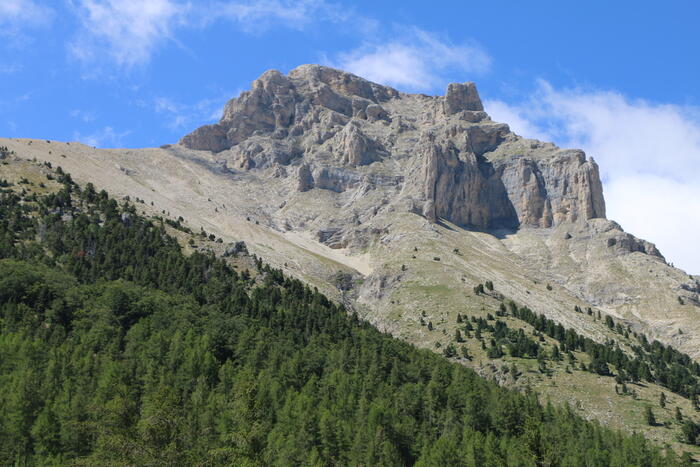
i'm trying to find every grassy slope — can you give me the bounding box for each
[2,143,699,458]
[361,215,700,457]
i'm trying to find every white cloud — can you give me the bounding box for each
[484,100,549,142]
[0,0,51,26]
[70,0,188,68]
[331,28,491,91]
[486,83,700,274]
[0,0,51,44]
[69,0,352,68]
[73,126,131,148]
[604,175,700,273]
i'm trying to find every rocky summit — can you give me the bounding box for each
[181,65,607,231]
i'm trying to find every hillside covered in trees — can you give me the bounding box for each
[0,159,689,465]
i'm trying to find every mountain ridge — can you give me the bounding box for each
[2,64,700,451]
[180,64,609,232]
[1,65,694,359]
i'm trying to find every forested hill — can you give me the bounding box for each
[0,158,686,465]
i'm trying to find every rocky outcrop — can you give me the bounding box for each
[297,164,314,192]
[497,152,606,227]
[592,220,664,259]
[180,64,607,231]
[180,124,229,153]
[443,82,484,114]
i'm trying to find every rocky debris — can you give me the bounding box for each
[180,64,607,230]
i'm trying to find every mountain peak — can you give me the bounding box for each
[179,64,605,231]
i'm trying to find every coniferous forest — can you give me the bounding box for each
[0,164,688,465]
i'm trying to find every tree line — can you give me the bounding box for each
[0,164,688,465]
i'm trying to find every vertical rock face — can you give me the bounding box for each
[420,130,518,228]
[179,64,606,231]
[497,152,606,227]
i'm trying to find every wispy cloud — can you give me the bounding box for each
[329,27,491,91]
[152,93,231,131]
[0,0,52,44]
[73,126,131,147]
[486,83,700,274]
[69,109,97,123]
[69,0,188,68]
[69,0,353,69]
[0,0,51,26]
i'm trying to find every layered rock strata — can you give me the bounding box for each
[182,65,606,231]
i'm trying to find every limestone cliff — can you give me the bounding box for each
[181,65,606,231]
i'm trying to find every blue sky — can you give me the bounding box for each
[2,0,700,274]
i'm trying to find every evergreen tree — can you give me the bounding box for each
[645,406,656,426]
[681,420,699,445]
[0,164,687,466]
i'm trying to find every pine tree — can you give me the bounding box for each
[551,345,561,361]
[645,406,656,426]
[443,343,457,358]
[498,303,507,316]
[487,344,504,359]
[682,420,699,445]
